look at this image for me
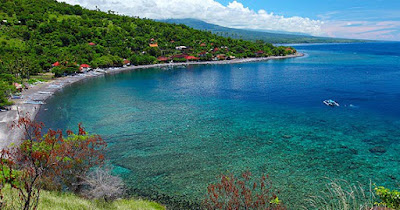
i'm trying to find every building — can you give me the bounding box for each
[216,54,226,60]
[157,56,170,62]
[14,83,23,92]
[185,56,199,61]
[255,50,264,57]
[88,42,96,46]
[198,51,207,57]
[175,46,187,50]
[123,59,131,66]
[149,43,158,47]
[52,61,60,67]
[79,64,91,72]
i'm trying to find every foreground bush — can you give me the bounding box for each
[204,171,284,209]
[0,116,107,209]
[80,167,125,202]
[375,186,400,209]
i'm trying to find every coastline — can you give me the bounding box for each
[0,53,303,149]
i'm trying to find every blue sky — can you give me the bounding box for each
[60,0,400,41]
[217,0,400,21]
[216,0,400,40]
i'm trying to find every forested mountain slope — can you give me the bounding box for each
[0,0,294,107]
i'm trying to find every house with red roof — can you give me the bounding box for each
[200,43,207,47]
[52,61,60,67]
[285,47,295,54]
[255,50,264,57]
[79,64,91,72]
[123,59,131,66]
[216,54,226,60]
[185,56,199,61]
[88,42,96,46]
[157,56,170,63]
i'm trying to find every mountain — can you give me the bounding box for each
[161,19,366,44]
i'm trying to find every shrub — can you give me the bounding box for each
[80,166,124,202]
[51,66,65,77]
[51,66,79,77]
[172,57,187,63]
[204,171,285,209]
[375,186,400,209]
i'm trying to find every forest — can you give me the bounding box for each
[0,0,295,107]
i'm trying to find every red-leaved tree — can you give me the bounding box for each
[0,115,106,210]
[204,171,285,210]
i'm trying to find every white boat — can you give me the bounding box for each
[323,99,339,107]
[24,100,46,105]
[38,91,52,94]
[49,84,62,88]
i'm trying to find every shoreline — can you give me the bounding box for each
[0,53,303,148]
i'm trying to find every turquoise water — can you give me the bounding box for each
[37,42,400,207]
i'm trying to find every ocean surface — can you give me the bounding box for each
[37,42,400,207]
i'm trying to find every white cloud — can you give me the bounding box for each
[57,0,323,35]
[322,20,400,41]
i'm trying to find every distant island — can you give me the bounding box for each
[161,18,370,44]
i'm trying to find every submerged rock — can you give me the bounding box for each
[349,148,358,155]
[368,146,387,154]
[362,138,380,145]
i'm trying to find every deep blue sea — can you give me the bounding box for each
[37,42,400,207]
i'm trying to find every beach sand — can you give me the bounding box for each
[0,53,303,149]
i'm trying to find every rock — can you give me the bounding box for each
[362,138,377,145]
[369,146,387,154]
[348,162,359,169]
[349,148,358,155]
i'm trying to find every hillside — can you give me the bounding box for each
[161,19,367,44]
[2,185,165,210]
[0,0,295,108]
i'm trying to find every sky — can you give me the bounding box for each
[59,0,400,41]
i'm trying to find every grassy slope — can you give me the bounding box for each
[2,186,165,210]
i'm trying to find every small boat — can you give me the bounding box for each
[323,99,339,107]
[48,84,62,89]
[11,95,23,99]
[24,100,46,105]
[38,91,52,94]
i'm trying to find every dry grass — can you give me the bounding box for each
[1,185,165,210]
[305,179,375,210]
